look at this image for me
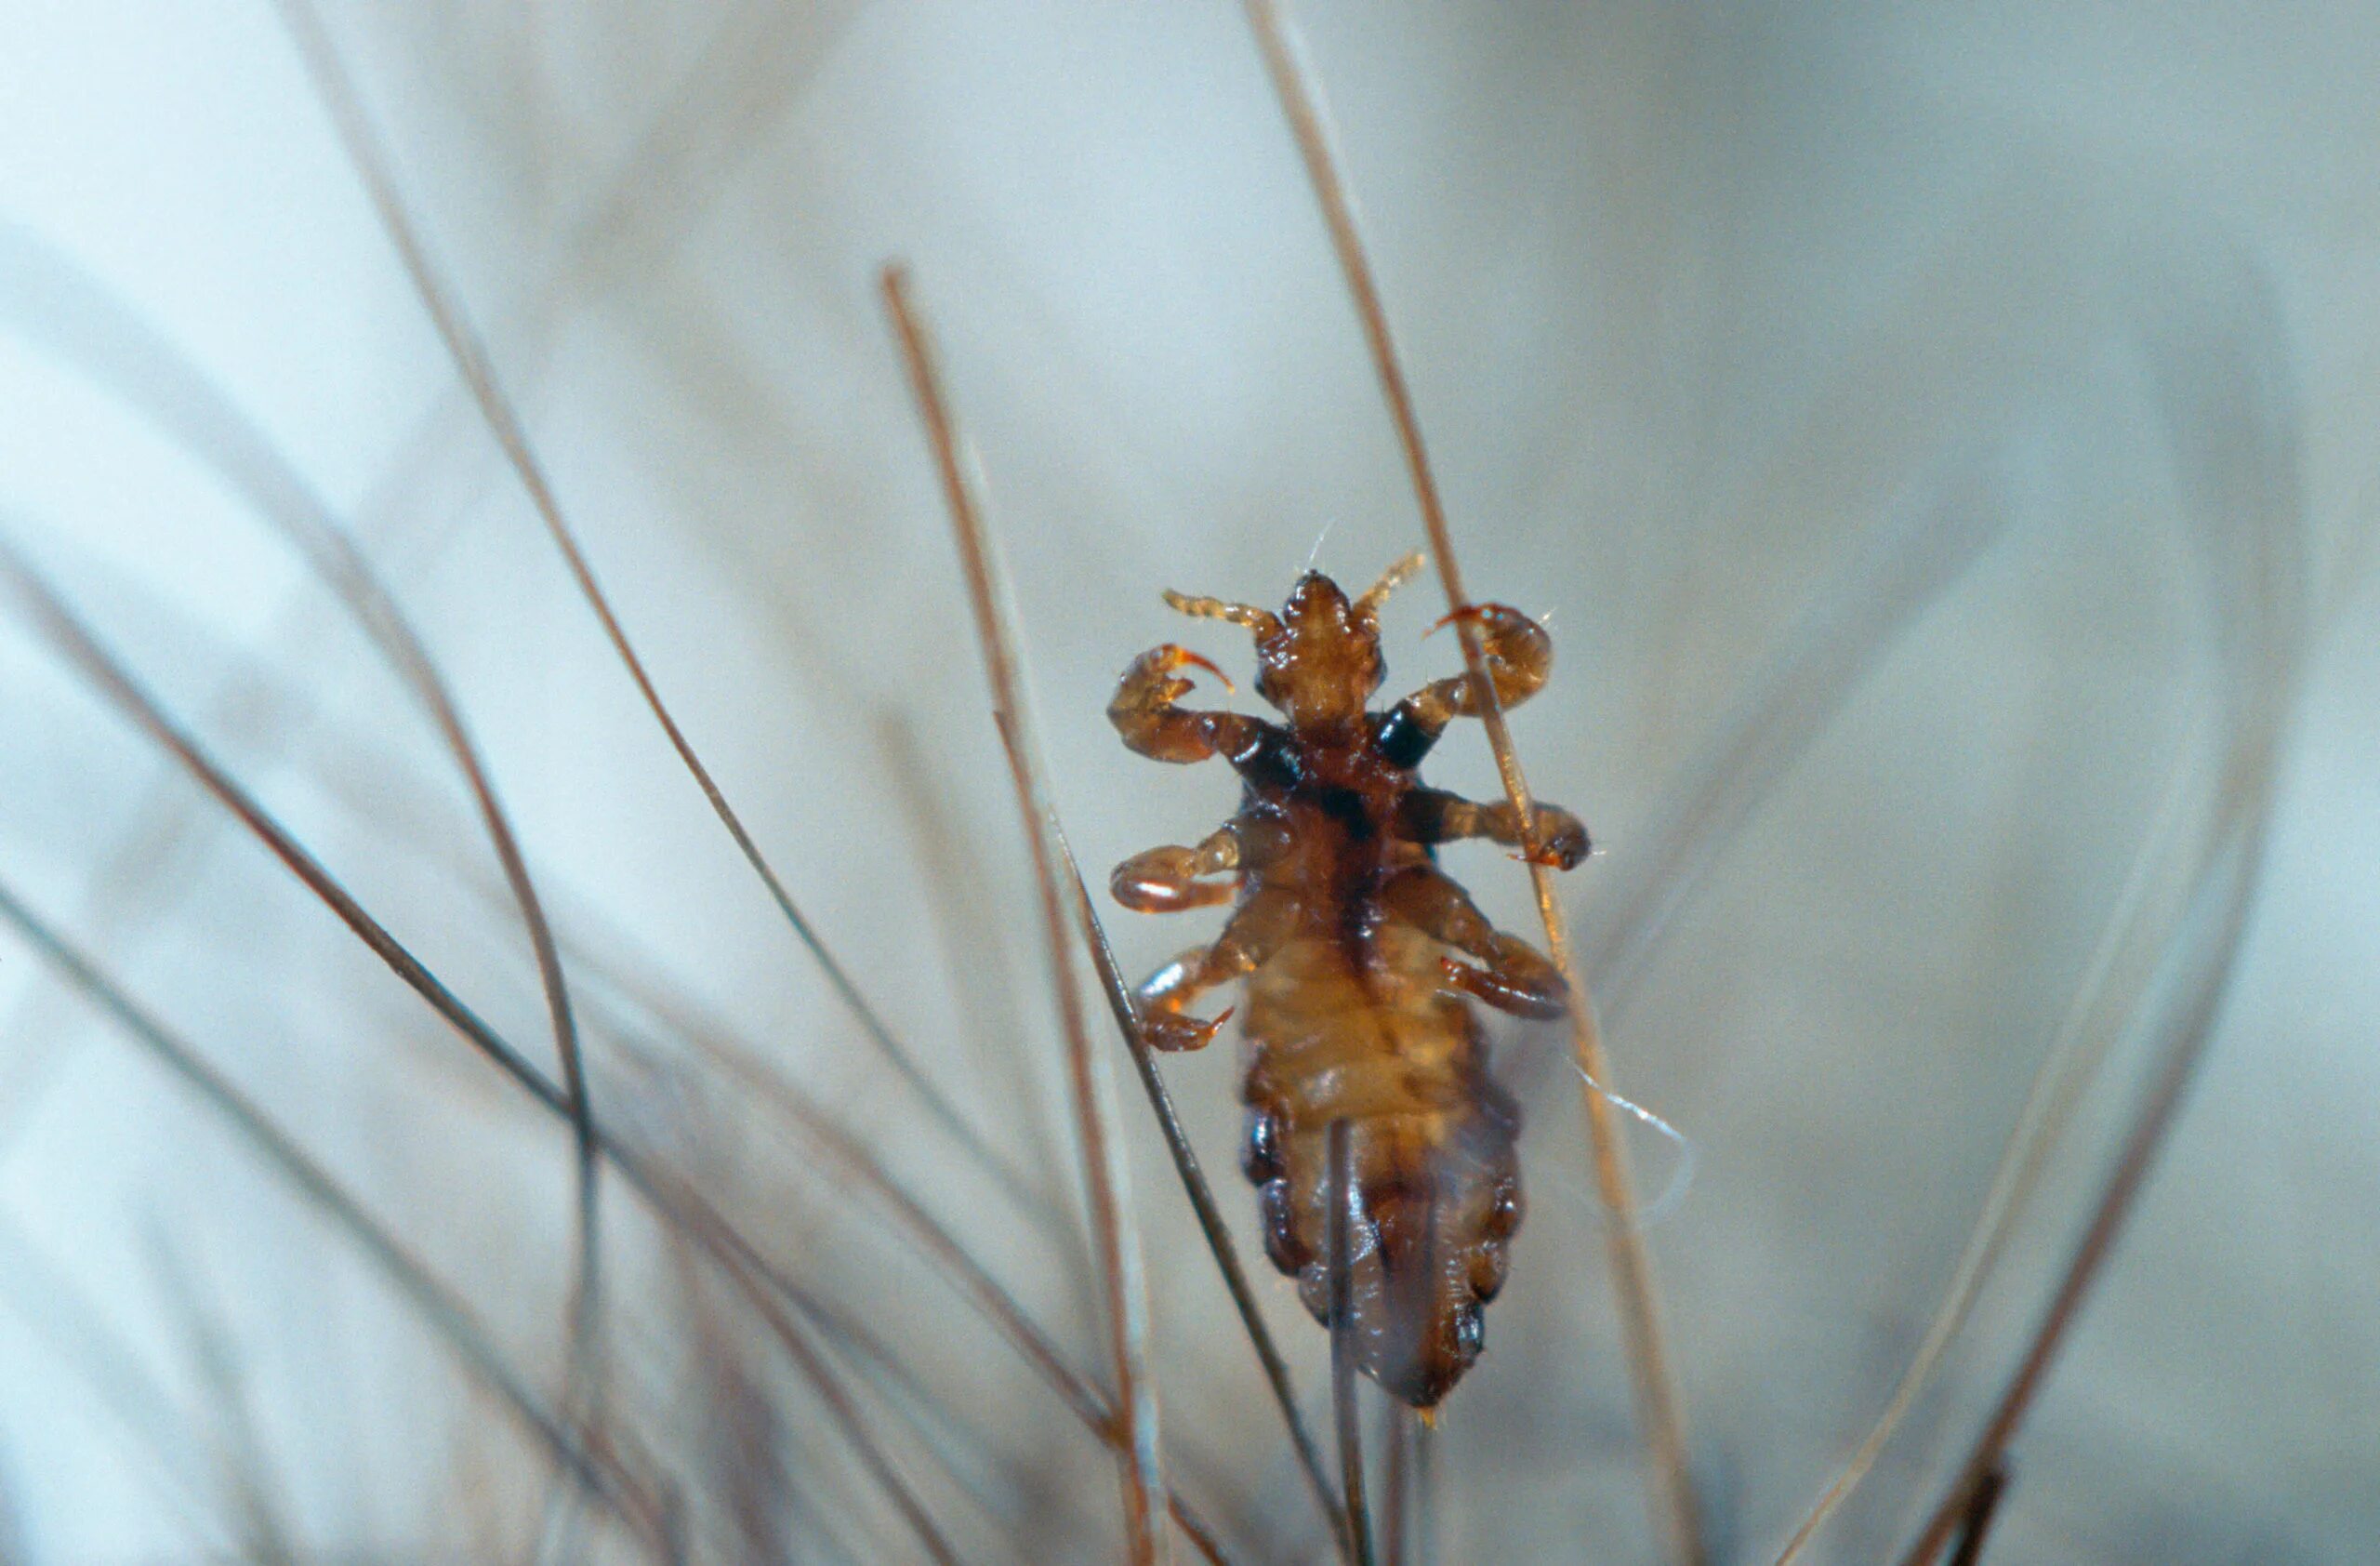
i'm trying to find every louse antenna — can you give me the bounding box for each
[881,264,1173,1566]
[1238,4,1706,1559]
[1164,588,1285,638]
[1354,550,1427,619]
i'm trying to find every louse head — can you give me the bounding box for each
[1161,553,1424,734]
[1250,570,1386,732]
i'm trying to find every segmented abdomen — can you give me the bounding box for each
[1237,924,1522,1408]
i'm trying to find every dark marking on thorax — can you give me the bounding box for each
[1241,725,1414,977]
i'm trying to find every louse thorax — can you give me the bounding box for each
[1251,571,1386,736]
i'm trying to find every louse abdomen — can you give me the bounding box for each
[1237,929,1524,1409]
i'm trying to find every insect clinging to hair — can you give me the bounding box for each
[1107,550,1590,1408]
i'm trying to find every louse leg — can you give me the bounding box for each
[1382,866,1568,1020]
[1112,829,1241,912]
[1107,644,1276,765]
[1134,889,1300,1050]
[1396,787,1591,871]
[1374,603,1551,767]
[1111,813,1291,913]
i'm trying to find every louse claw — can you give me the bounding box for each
[1508,815,1591,871]
[1439,955,1567,1021]
[1423,603,1490,639]
[1161,644,1234,693]
[1140,1003,1235,1053]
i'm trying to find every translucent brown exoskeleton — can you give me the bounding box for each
[1107,551,1591,1409]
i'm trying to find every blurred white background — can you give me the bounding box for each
[0,3,2373,1561]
